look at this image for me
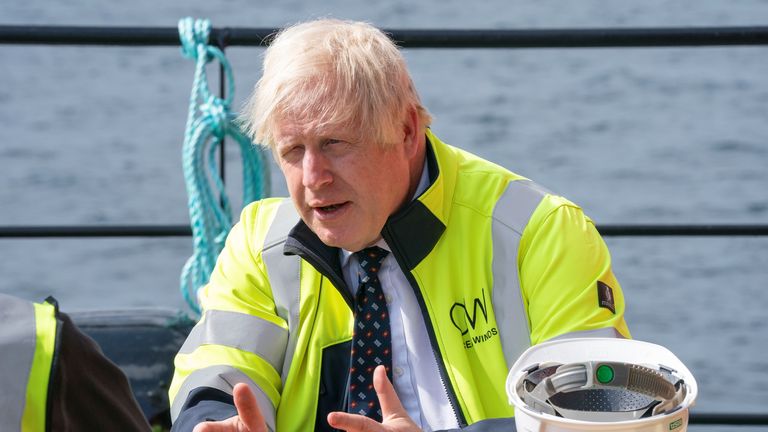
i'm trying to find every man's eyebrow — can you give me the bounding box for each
[274,137,297,148]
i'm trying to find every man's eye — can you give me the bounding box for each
[324,139,351,151]
[280,146,303,160]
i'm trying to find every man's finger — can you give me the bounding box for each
[233,383,266,431]
[192,416,241,432]
[373,365,406,418]
[327,411,382,432]
[190,385,266,432]
[233,383,267,432]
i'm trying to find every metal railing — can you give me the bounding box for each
[2,25,768,48]
[1,223,768,238]
[1,24,767,427]
[1,24,767,238]
[691,412,768,426]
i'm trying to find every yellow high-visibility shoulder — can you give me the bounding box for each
[519,197,630,343]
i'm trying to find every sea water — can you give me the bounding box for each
[1,1,767,428]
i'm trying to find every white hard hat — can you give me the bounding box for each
[506,338,697,432]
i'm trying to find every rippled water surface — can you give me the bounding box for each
[2,1,767,425]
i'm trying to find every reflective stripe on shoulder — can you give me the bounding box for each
[0,294,37,429]
[25,301,57,431]
[170,365,277,431]
[491,179,550,369]
[178,310,288,373]
[261,199,302,385]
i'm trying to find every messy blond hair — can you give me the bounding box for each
[241,19,432,149]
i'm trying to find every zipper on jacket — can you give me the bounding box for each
[285,242,355,431]
[284,241,353,309]
[382,226,467,428]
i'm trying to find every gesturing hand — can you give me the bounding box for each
[192,383,268,432]
[327,365,422,432]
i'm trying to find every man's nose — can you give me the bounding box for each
[302,149,333,189]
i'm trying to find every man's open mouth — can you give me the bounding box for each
[315,202,349,214]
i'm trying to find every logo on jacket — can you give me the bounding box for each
[597,281,616,314]
[450,289,498,349]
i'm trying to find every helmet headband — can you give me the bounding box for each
[518,361,688,422]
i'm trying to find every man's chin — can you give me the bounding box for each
[313,227,370,252]
[312,226,350,249]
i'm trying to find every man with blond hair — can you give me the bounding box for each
[169,19,629,432]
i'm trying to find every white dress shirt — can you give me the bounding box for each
[340,162,459,431]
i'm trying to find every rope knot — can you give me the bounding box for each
[200,98,228,138]
[178,17,212,61]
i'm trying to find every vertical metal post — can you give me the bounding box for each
[216,28,229,185]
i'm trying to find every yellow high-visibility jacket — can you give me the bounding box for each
[0,294,150,432]
[0,295,57,431]
[170,131,630,431]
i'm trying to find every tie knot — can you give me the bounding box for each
[354,246,389,276]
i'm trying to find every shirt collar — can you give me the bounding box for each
[340,157,430,267]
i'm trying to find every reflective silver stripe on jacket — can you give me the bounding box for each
[178,309,288,373]
[261,199,302,385]
[0,294,38,428]
[170,365,277,431]
[491,179,550,369]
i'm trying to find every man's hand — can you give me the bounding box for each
[192,383,267,432]
[327,365,421,432]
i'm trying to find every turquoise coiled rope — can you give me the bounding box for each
[178,17,270,315]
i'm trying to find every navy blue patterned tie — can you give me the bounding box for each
[348,246,392,421]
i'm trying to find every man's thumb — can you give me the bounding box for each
[233,383,268,432]
[373,365,406,418]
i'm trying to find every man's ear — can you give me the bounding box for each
[401,105,420,158]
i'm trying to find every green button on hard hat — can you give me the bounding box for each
[596,364,615,383]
